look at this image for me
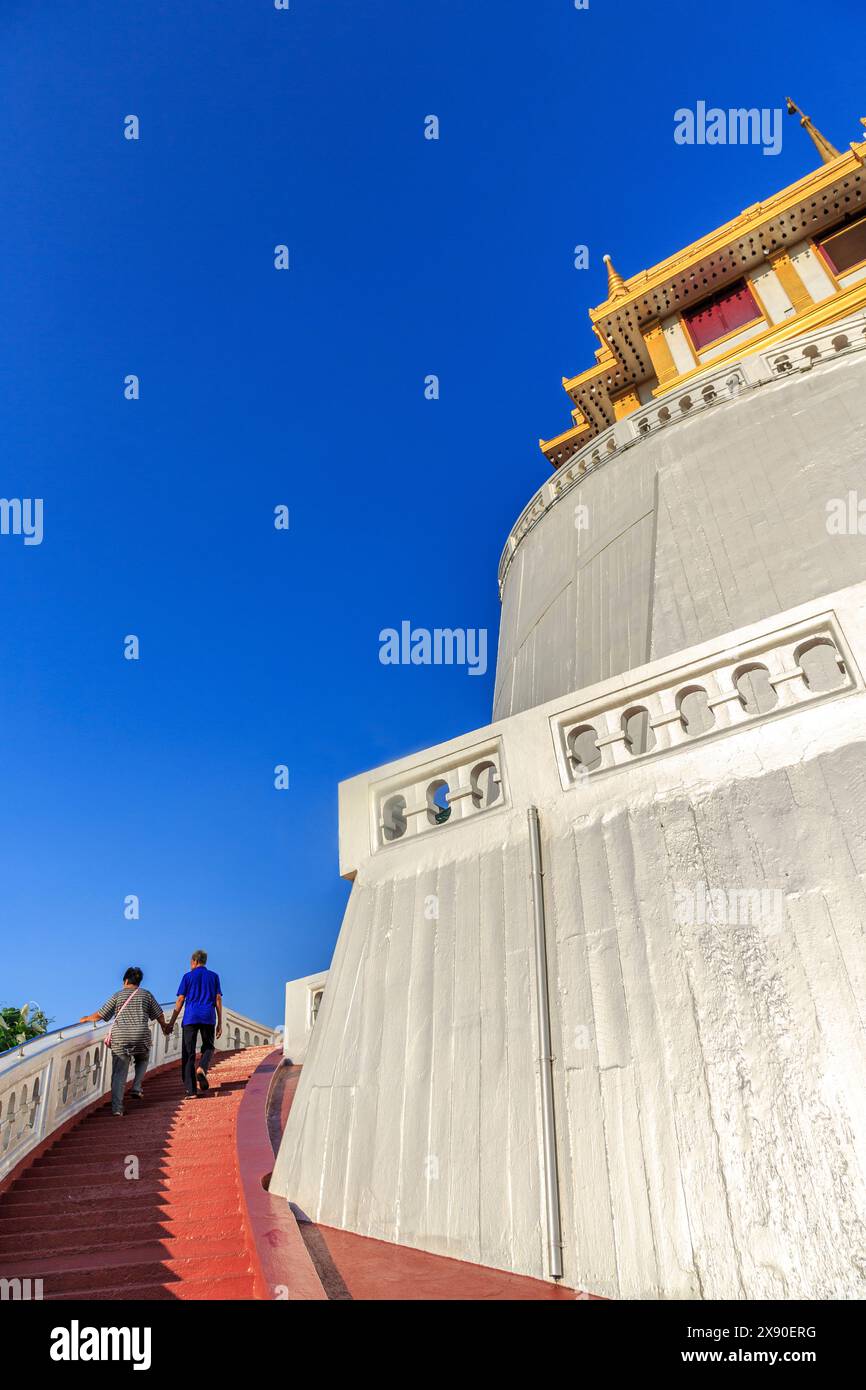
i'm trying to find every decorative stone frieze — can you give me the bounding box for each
[551,613,858,787]
[373,738,506,850]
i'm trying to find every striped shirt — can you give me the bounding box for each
[97,987,162,1056]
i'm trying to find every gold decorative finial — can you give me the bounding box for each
[785,97,841,164]
[603,253,627,300]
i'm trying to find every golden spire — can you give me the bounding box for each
[603,253,627,300]
[785,97,841,164]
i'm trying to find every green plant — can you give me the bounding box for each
[0,1004,52,1053]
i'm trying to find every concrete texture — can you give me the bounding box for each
[271,581,866,1299]
[268,1056,591,1298]
[495,350,866,720]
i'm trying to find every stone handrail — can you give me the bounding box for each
[0,1003,275,1184]
[498,308,866,595]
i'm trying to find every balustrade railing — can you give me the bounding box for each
[551,615,857,787]
[374,737,506,850]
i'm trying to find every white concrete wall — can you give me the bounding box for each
[271,582,866,1298]
[283,972,329,1063]
[495,344,866,720]
[494,444,658,719]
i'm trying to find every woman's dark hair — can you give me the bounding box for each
[123,966,144,986]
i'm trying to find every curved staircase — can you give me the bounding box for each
[0,1047,272,1300]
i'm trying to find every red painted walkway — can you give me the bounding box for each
[0,1048,273,1300]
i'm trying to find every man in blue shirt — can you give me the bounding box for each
[167,950,223,1099]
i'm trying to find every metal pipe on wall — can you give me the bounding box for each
[527,805,564,1280]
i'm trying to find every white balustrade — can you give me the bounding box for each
[374,738,506,851]
[551,616,856,788]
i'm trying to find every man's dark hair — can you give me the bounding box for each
[192,949,208,965]
[123,966,144,986]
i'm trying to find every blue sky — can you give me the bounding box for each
[0,0,861,1029]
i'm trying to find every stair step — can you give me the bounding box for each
[46,1272,259,1301]
[56,1124,238,1147]
[0,1215,246,1256]
[0,1205,243,1240]
[8,1238,252,1286]
[33,1256,254,1295]
[31,1149,237,1177]
[0,1181,242,1220]
[11,1160,237,1191]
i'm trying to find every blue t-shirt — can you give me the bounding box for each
[177,967,222,1026]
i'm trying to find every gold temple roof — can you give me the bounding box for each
[541,109,866,467]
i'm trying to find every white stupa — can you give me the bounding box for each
[272,108,866,1299]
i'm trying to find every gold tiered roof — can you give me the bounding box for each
[541,106,866,467]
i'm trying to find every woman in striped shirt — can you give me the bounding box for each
[80,966,168,1116]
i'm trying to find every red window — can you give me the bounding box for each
[817,215,866,277]
[682,280,762,351]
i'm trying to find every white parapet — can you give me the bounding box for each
[271,580,866,1299]
[283,972,329,1063]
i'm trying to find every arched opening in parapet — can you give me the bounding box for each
[622,706,656,757]
[29,1076,40,1128]
[676,686,715,737]
[470,760,500,810]
[311,989,324,1026]
[427,779,452,826]
[2,1093,15,1151]
[795,638,845,693]
[734,663,778,716]
[382,794,407,842]
[567,724,601,773]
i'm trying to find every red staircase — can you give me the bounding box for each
[0,1047,272,1300]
